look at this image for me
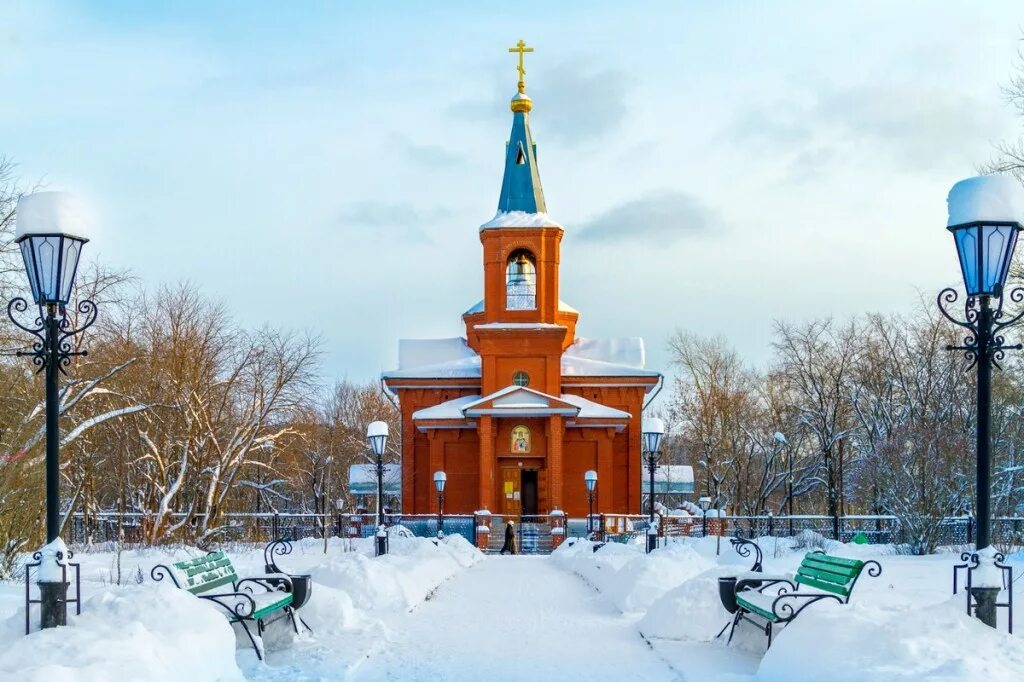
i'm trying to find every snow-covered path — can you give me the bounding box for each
[353,555,681,681]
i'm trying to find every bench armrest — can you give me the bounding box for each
[737,576,796,595]
[150,564,182,588]
[771,590,842,622]
[237,575,293,594]
[199,591,258,619]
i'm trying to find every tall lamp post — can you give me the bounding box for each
[434,471,446,538]
[641,417,665,554]
[366,421,389,557]
[937,174,1024,628]
[698,496,711,537]
[8,192,95,629]
[584,470,597,536]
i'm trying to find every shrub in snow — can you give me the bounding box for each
[0,585,242,681]
[791,529,834,552]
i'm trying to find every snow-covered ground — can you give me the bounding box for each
[0,535,481,681]
[1,534,1022,680]
[554,536,1024,681]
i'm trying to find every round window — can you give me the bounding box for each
[512,371,530,387]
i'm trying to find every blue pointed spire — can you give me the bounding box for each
[497,95,547,214]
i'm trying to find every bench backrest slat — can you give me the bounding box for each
[173,552,238,595]
[794,552,865,598]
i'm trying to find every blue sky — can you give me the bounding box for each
[3,1,1023,383]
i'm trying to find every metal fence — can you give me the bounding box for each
[679,514,1024,547]
[66,511,1024,551]
[67,512,478,547]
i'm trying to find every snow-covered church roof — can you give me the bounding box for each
[382,335,659,380]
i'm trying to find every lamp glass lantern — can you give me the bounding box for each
[15,192,90,307]
[949,222,1021,297]
[584,469,597,493]
[698,496,712,512]
[946,175,1024,298]
[366,421,388,457]
[641,416,665,456]
[433,470,447,494]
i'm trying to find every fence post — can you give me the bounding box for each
[833,514,840,541]
[967,515,974,546]
[272,512,280,540]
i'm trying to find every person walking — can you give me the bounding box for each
[500,520,517,555]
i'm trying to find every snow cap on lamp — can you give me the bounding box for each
[15,192,91,306]
[366,420,388,456]
[946,175,1024,298]
[947,175,1024,227]
[641,416,665,455]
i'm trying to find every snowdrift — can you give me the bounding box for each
[0,585,243,682]
[0,534,482,679]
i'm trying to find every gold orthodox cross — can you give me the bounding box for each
[508,39,533,93]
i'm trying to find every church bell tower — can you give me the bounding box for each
[464,40,578,397]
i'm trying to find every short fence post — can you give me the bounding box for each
[272,512,280,540]
[967,515,974,546]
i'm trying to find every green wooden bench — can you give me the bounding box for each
[152,551,299,660]
[727,550,882,648]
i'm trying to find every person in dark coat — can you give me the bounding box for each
[500,520,517,555]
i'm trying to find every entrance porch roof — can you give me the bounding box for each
[462,386,578,417]
[411,386,631,428]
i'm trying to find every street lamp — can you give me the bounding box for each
[698,496,712,537]
[434,471,446,538]
[8,192,95,629]
[937,174,1024,628]
[641,417,664,553]
[584,470,597,536]
[334,498,345,539]
[366,421,389,557]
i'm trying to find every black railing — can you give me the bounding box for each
[65,512,1024,551]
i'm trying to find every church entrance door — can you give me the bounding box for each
[501,467,521,516]
[521,469,538,516]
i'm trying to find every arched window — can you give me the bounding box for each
[506,249,536,310]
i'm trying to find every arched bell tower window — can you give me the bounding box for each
[506,249,537,310]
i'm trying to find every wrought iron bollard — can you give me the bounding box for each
[24,548,81,634]
[953,550,1014,633]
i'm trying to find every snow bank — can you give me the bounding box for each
[638,565,738,642]
[553,540,713,614]
[947,174,1024,226]
[604,544,713,614]
[757,598,1024,681]
[1,535,483,678]
[552,540,640,594]
[303,535,481,614]
[0,585,242,682]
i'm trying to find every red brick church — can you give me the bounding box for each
[382,44,661,518]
